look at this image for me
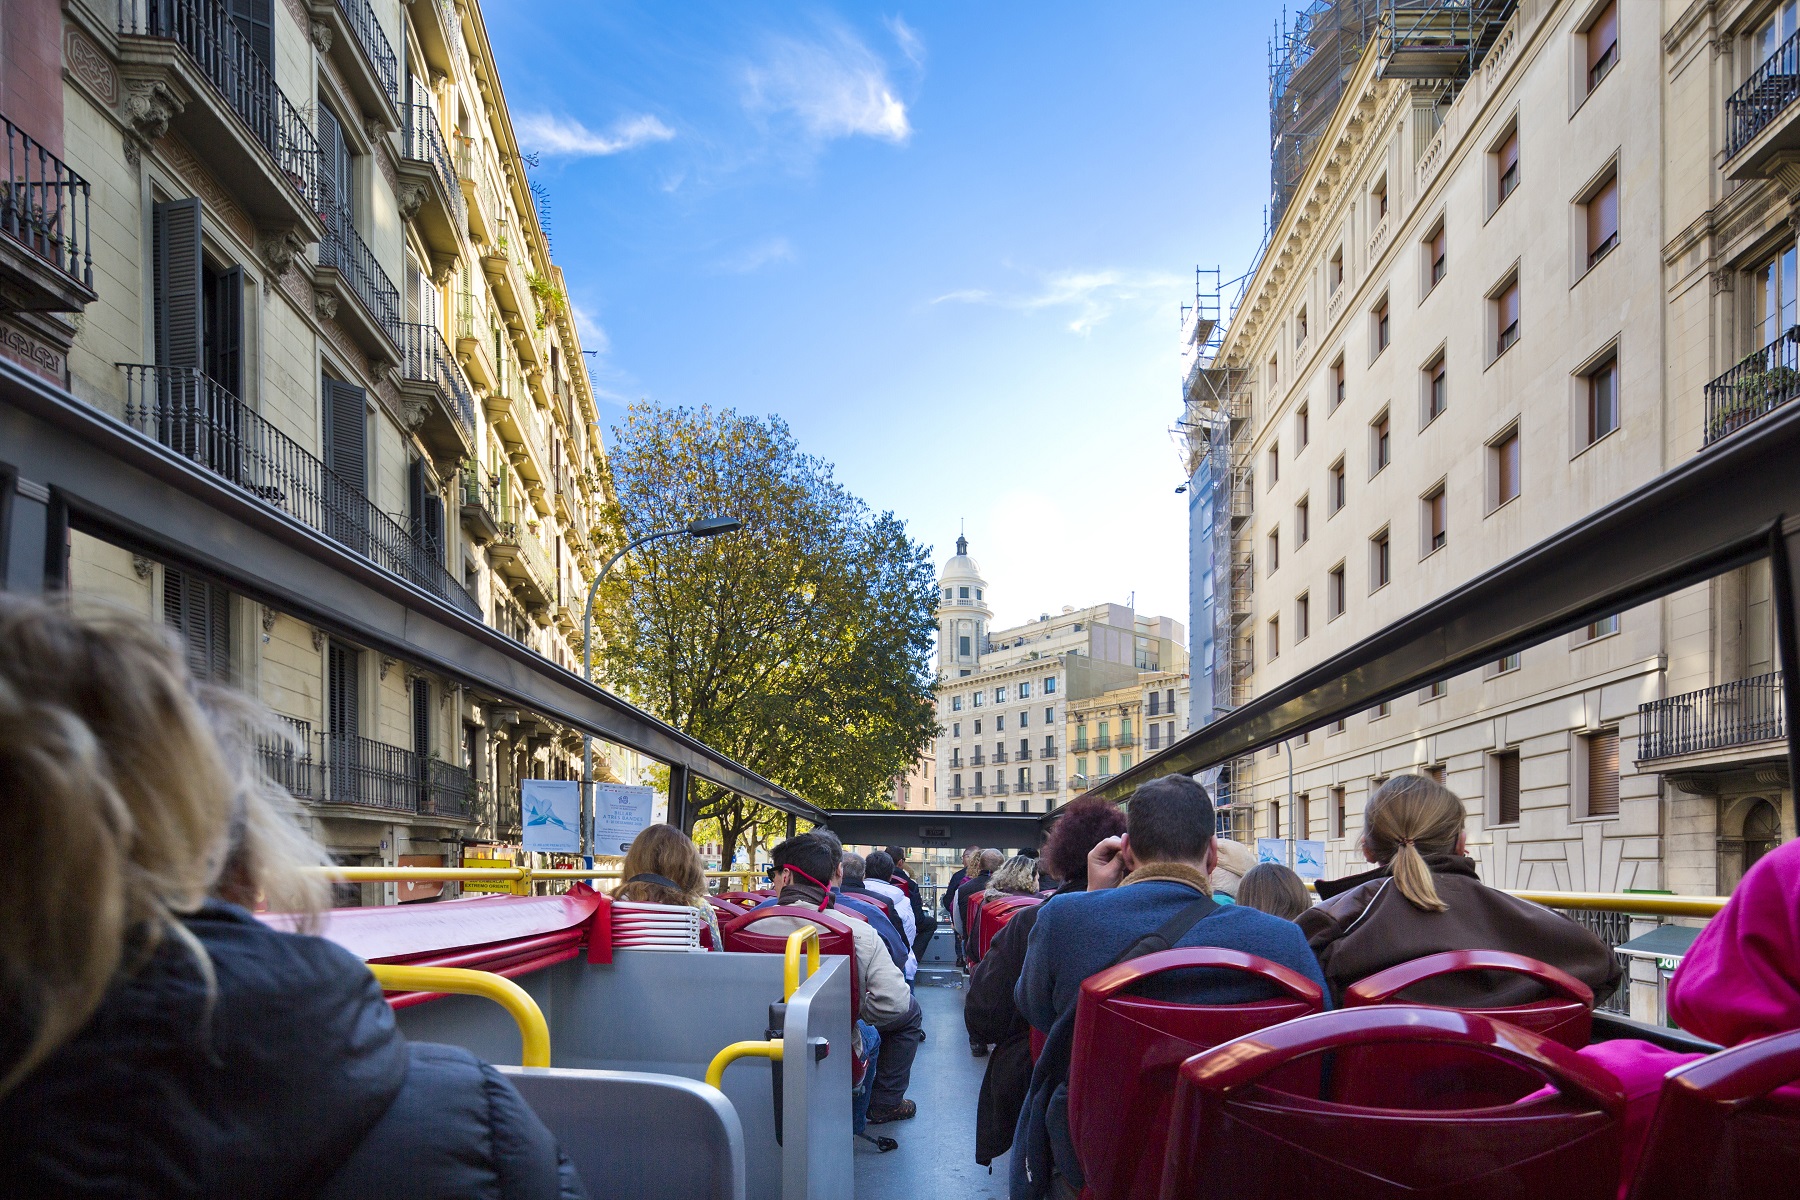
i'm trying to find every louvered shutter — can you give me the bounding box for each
[163,567,230,682]
[206,265,244,399]
[228,0,273,67]
[317,103,353,227]
[321,378,368,551]
[327,642,360,736]
[153,200,203,373]
[1497,751,1521,824]
[1587,731,1620,816]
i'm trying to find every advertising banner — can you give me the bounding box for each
[594,783,657,855]
[521,779,582,853]
[1294,840,1326,880]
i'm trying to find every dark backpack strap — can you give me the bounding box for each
[1103,892,1220,970]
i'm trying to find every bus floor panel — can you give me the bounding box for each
[855,977,1008,1198]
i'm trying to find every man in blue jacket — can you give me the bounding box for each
[1011,774,1327,1200]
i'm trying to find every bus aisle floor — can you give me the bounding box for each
[854,977,1008,1198]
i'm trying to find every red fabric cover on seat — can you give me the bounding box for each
[1626,1028,1800,1200]
[976,894,1042,960]
[1159,1006,1626,1200]
[1068,946,1325,1200]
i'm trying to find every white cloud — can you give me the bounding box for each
[886,15,925,66]
[933,268,1183,335]
[518,112,675,158]
[742,29,911,144]
[568,300,610,355]
[718,236,796,274]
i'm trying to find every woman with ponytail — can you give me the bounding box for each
[1298,774,1621,1007]
[0,596,586,1198]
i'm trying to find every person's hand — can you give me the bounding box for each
[1087,836,1127,890]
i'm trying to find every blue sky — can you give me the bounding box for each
[486,2,1282,633]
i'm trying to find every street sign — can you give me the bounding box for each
[461,855,516,893]
[522,779,582,853]
[594,783,657,855]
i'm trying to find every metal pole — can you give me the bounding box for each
[1284,738,1295,872]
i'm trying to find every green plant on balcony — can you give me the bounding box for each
[526,270,565,330]
[1729,361,1800,416]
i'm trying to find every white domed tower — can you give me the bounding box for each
[937,534,992,675]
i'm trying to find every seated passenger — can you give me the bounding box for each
[838,851,917,979]
[755,834,923,1127]
[1298,775,1622,1006]
[964,796,1124,1169]
[1236,862,1312,920]
[861,851,919,953]
[611,822,721,949]
[878,846,938,958]
[1012,775,1327,1200]
[945,846,980,966]
[986,854,1043,900]
[0,597,586,1198]
[1209,837,1257,902]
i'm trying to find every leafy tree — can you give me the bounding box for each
[594,404,937,868]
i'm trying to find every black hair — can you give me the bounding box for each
[882,846,908,865]
[865,850,896,880]
[1125,774,1216,864]
[769,833,837,890]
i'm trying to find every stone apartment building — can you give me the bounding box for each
[1067,670,1191,796]
[1182,0,1797,911]
[0,0,637,900]
[933,535,1186,813]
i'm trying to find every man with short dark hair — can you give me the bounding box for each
[1011,775,1327,1200]
[859,851,918,951]
[880,846,937,959]
[840,851,915,979]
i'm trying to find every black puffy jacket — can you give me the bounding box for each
[0,900,587,1199]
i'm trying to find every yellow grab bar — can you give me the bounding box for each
[706,1039,783,1090]
[784,926,820,1001]
[1507,890,1727,918]
[369,964,552,1068]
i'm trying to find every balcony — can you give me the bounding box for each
[308,0,401,129]
[1727,30,1800,175]
[318,207,403,361]
[1704,327,1800,447]
[972,782,986,797]
[456,135,505,246]
[117,0,325,238]
[259,716,315,799]
[1074,738,1088,753]
[948,786,964,799]
[949,755,963,769]
[399,100,463,258]
[490,517,554,608]
[1017,777,1033,793]
[993,781,1009,796]
[120,364,479,617]
[399,322,475,463]
[1095,734,1113,750]
[0,113,96,317]
[1017,746,1033,761]
[993,749,1008,764]
[408,0,465,78]
[1043,770,1057,790]
[318,731,474,819]
[970,751,985,766]
[1637,672,1785,764]
[458,466,501,544]
[1116,734,1135,749]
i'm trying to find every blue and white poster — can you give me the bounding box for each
[1294,840,1327,880]
[521,779,581,853]
[594,784,656,855]
[1255,838,1286,866]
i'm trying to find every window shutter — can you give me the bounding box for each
[152,199,203,373]
[412,677,431,757]
[425,493,445,556]
[163,567,230,682]
[228,0,274,67]
[323,379,367,491]
[328,642,360,736]
[317,103,352,224]
[206,265,245,399]
[408,456,429,541]
[1587,731,1620,816]
[1498,751,1521,824]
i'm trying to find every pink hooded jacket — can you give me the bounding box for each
[1583,838,1800,1193]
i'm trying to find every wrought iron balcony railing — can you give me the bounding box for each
[1727,29,1800,158]
[119,365,480,617]
[259,715,314,799]
[334,0,400,109]
[1637,672,1785,762]
[1705,326,1800,446]
[119,0,323,212]
[401,322,475,438]
[403,101,463,223]
[1,113,94,293]
[320,730,473,818]
[320,204,403,347]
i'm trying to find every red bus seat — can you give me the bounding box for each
[1159,1006,1626,1200]
[716,891,766,910]
[1069,946,1326,1200]
[1627,1028,1800,1200]
[976,894,1042,960]
[1336,951,1596,1109]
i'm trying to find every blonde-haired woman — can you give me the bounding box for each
[984,853,1042,900]
[1297,774,1621,1007]
[611,823,721,949]
[0,596,586,1198]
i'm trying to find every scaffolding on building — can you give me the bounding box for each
[1269,1,1379,228]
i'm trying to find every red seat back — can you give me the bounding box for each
[1627,1028,1800,1200]
[716,891,766,910]
[1160,1006,1625,1200]
[977,894,1041,959]
[1337,950,1595,1108]
[1069,947,1325,1200]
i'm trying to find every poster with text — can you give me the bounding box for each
[521,779,581,853]
[595,784,657,855]
[1294,840,1327,880]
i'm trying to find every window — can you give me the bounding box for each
[1424,355,1447,424]
[1268,354,1280,390]
[1328,563,1347,619]
[1298,792,1311,838]
[995,714,1005,731]
[1270,799,1282,837]
[1149,724,1160,750]
[1424,484,1448,554]
[1296,496,1310,545]
[1330,356,1346,410]
[1371,410,1391,475]
[1490,426,1521,509]
[959,635,971,657]
[1296,403,1310,450]
[1149,691,1161,715]
[1582,613,1621,641]
[1494,651,1522,673]
[1371,702,1391,721]
[1331,786,1347,838]
[1019,710,1030,727]
[1268,616,1280,660]
[1496,126,1520,204]
[1583,729,1620,817]
[1329,457,1347,514]
[1757,2,1800,66]
[1585,1,1618,91]
[1267,528,1280,574]
[959,586,969,599]
[1331,718,1347,734]
[1751,243,1798,350]
[1045,705,1055,722]
[951,694,963,711]
[163,567,232,682]
[1371,528,1391,589]
[1426,223,1447,290]
[1330,246,1344,292]
[1043,733,1055,756]
[1492,749,1521,825]
[1372,173,1389,219]
[973,718,982,734]
[1019,680,1032,698]
[972,690,984,707]
[1098,754,1111,776]
[1583,353,1620,444]
[995,685,1007,703]
[1493,275,1521,357]
[1423,680,1447,700]
[1373,295,1391,355]
[1268,441,1280,485]
[1296,593,1311,641]
[996,801,1007,813]
[1296,307,1308,347]
[1585,173,1618,269]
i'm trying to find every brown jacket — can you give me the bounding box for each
[1296,854,1622,1007]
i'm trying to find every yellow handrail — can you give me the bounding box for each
[705,1039,783,1090]
[1507,890,1728,918]
[324,867,762,887]
[784,926,820,1000]
[369,964,552,1068]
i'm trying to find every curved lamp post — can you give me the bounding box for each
[580,514,742,853]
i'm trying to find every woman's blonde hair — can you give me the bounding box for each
[1362,774,1466,913]
[611,823,708,911]
[985,854,1041,898]
[0,595,328,1098]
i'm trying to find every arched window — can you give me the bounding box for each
[1745,798,1782,872]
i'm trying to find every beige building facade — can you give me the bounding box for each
[1067,670,1191,797]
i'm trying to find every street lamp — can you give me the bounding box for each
[580,514,742,853]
